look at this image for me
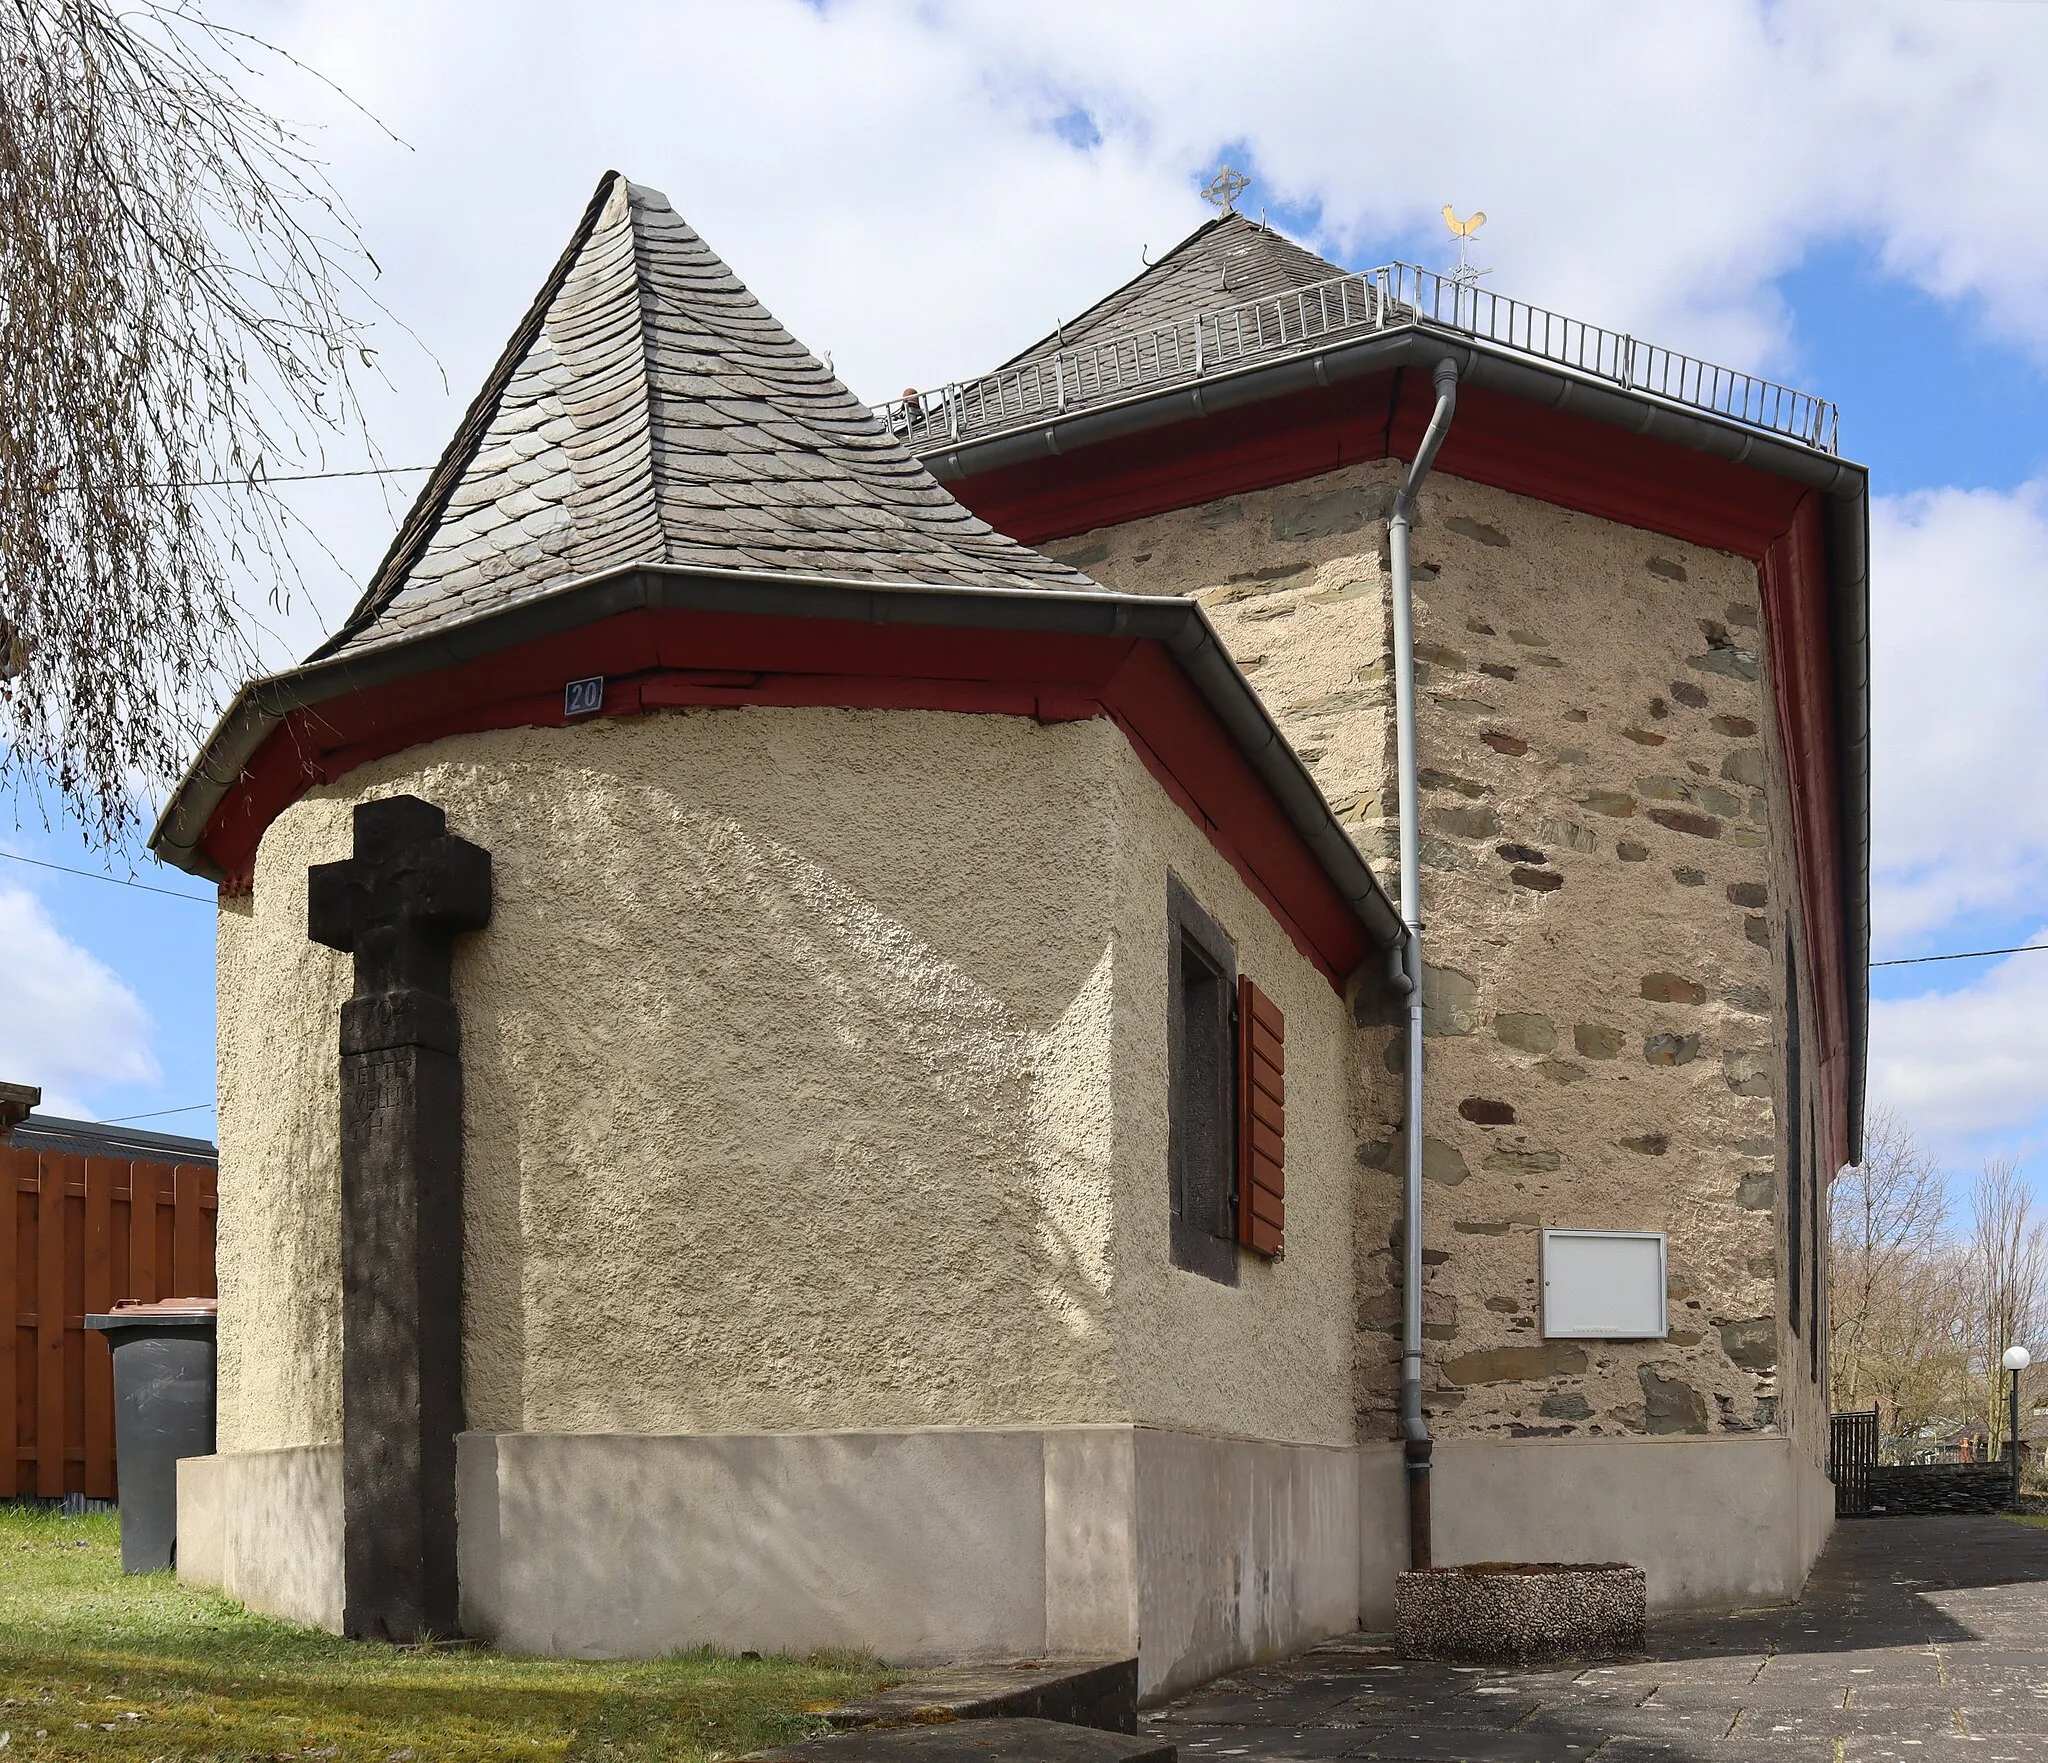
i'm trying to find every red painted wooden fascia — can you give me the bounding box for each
[1386,376,1808,562]
[198,613,1370,991]
[954,371,1809,564]
[1760,495,1851,1177]
[952,373,1403,548]
[198,608,1151,873]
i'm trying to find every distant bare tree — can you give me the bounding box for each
[1829,1111,1978,1440]
[1829,1109,1966,1434]
[1969,1158,2048,1454]
[0,0,385,841]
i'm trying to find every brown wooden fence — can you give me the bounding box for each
[2,1144,217,1500]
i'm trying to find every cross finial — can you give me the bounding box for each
[1202,165,1251,216]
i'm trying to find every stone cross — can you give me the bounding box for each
[309,795,491,1642]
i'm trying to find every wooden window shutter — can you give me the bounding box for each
[1237,976,1284,1257]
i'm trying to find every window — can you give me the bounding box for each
[1167,876,1287,1281]
[1168,875,1237,1284]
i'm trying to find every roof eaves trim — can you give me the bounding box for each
[1825,481,1872,1162]
[921,327,1862,496]
[148,565,1404,957]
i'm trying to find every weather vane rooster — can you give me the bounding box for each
[1443,205,1488,289]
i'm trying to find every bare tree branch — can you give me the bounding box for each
[1829,1108,1962,1435]
[1970,1157,2047,1455]
[0,0,389,840]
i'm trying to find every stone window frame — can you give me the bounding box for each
[1167,872,1239,1287]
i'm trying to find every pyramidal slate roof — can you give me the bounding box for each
[318,174,1096,660]
[994,212,1346,379]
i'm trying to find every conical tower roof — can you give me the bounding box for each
[994,212,1346,380]
[321,174,1094,661]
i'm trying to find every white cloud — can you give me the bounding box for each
[1869,934,2048,1154]
[0,886,159,1116]
[194,0,2048,676]
[306,0,2048,372]
[1868,478,2048,950]
[1863,478,2048,1157]
[962,0,2048,372]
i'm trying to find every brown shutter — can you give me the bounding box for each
[1237,976,1285,1257]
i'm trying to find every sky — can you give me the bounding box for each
[4,0,2048,1182]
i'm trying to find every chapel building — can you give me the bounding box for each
[154,174,1868,1701]
[895,209,1868,1619]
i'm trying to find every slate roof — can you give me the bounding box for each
[318,174,1096,660]
[10,1114,218,1166]
[993,212,1346,379]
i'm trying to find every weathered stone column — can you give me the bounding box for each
[308,795,491,1641]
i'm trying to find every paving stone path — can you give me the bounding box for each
[1145,1517,2048,1761]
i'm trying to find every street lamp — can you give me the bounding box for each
[2004,1345,2032,1499]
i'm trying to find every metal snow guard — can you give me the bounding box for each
[878,261,1840,457]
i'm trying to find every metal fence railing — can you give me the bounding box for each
[878,261,1840,458]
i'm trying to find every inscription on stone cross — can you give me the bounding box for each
[308,795,491,1642]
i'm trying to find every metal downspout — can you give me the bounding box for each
[1391,358,1461,1571]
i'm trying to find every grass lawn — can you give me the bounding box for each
[0,1505,889,1761]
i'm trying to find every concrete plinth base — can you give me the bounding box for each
[1360,1435,1833,1626]
[458,1426,1356,1701]
[176,1446,343,1631]
[177,1428,1831,1697]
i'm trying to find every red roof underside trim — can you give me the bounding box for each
[1763,496,1850,1178]
[200,609,1369,991]
[942,374,1850,1169]
[954,371,1809,558]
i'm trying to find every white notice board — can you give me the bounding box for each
[1541,1230,1668,1340]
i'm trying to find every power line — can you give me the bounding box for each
[0,848,212,903]
[1873,942,2048,968]
[100,1103,213,1124]
[54,463,435,490]
[181,463,432,487]
[11,818,2048,972]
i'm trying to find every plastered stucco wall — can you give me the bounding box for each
[1049,461,1822,1458]
[216,704,1354,1453]
[1103,736,1357,1445]
[216,888,348,1450]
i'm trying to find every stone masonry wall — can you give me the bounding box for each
[1048,459,1821,1461]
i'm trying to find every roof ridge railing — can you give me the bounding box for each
[878,261,1840,457]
